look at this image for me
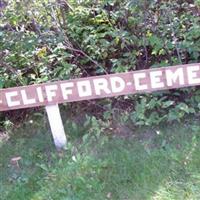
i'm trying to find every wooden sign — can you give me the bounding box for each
[0,63,200,112]
[1,63,200,149]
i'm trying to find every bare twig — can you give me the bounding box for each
[63,0,74,11]
[56,0,73,29]
[0,61,18,75]
[143,1,149,68]
[63,41,108,74]
[167,8,182,64]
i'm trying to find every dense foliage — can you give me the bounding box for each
[0,0,200,129]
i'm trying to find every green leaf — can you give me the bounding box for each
[0,79,4,88]
[162,101,174,108]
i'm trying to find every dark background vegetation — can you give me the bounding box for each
[0,0,200,130]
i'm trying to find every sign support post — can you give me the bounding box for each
[45,104,67,150]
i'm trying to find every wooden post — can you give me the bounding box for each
[45,104,67,150]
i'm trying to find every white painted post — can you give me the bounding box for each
[45,104,67,150]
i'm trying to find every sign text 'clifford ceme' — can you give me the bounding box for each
[0,63,200,111]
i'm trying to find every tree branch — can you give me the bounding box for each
[63,41,108,74]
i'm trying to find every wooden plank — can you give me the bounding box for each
[0,63,200,111]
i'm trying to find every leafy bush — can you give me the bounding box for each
[0,0,200,129]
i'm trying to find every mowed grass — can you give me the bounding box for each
[1,118,200,200]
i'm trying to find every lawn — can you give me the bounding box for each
[1,117,200,200]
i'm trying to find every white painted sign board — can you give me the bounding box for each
[1,63,200,149]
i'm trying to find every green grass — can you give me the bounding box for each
[1,118,200,200]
